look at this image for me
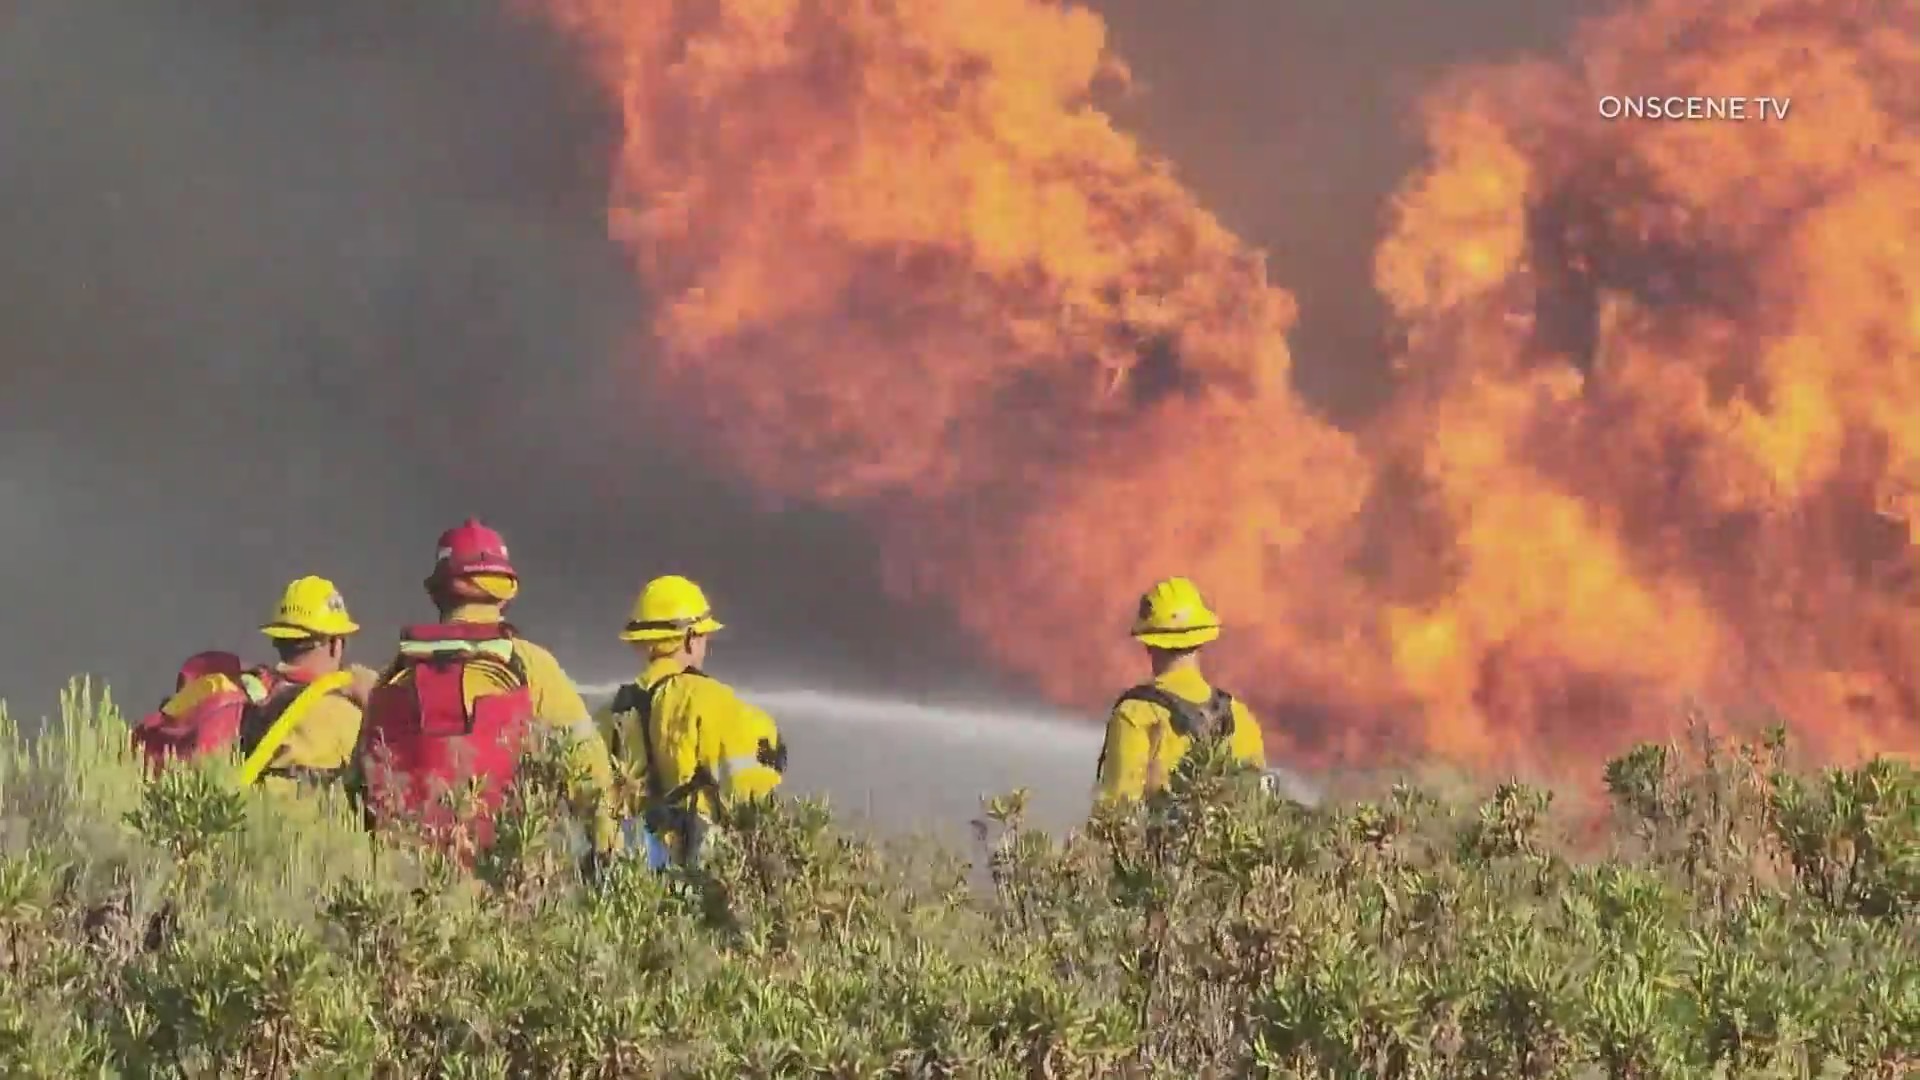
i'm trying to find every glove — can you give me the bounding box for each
[756,737,788,774]
[344,664,382,707]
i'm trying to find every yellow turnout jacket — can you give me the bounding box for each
[1094,666,1265,804]
[596,657,785,847]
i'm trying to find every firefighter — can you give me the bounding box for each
[597,574,786,868]
[353,519,618,853]
[133,575,375,792]
[1093,576,1267,804]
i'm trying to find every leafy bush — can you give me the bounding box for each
[0,680,1914,1077]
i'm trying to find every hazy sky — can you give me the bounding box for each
[0,0,1584,718]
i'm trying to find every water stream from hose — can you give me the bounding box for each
[577,678,1322,836]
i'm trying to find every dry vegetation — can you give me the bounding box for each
[0,680,1915,1078]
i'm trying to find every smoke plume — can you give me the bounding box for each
[0,1,998,711]
[4,0,1908,774]
[540,0,1917,769]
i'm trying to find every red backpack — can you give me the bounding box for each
[130,654,277,774]
[359,622,535,847]
[175,651,245,691]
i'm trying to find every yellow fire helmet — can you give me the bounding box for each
[619,574,725,643]
[1130,576,1221,650]
[260,575,361,640]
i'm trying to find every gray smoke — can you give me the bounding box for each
[0,1,1003,717]
[0,1,1580,729]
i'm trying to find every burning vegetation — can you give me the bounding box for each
[537,0,1918,771]
[1368,0,1919,766]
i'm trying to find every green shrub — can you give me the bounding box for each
[0,680,1914,1077]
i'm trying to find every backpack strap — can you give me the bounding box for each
[610,668,714,806]
[233,669,289,757]
[402,620,518,642]
[236,671,357,787]
[1102,683,1237,791]
[610,667,727,842]
[606,682,651,768]
[394,629,529,700]
[236,668,280,708]
[1113,684,1236,740]
[396,634,519,667]
[258,764,343,787]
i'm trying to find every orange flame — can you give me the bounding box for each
[1368,0,1918,764]
[540,0,1917,770]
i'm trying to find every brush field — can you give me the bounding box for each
[0,681,1914,1078]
